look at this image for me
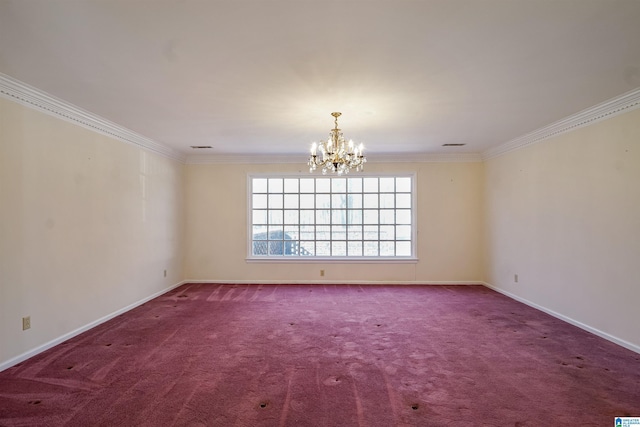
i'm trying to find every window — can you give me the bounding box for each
[248,175,415,261]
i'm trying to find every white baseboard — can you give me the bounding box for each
[183,279,484,285]
[481,282,640,355]
[0,280,187,372]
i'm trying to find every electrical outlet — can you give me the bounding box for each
[164,269,167,277]
[22,316,31,331]
[514,274,519,283]
[320,269,325,277]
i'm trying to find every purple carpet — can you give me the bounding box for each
[1,284,639,426]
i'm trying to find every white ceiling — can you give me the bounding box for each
[1,0,640,159]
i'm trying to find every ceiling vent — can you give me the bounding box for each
[190,146,213,149]
[442,143,466,147]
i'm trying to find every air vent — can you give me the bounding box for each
[190,146,213,149]
[442,143,466,147]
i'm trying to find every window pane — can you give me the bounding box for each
[348,241,363,256]
[380,209,395,225]
[363,225,378,240]
[396,209,411,224]
[332,225,346,240]
[283,243,298,256]
[380,194,395,208]
[300,194,314,209]
[284,226,299,239]
[347,210,362,224]
[332,193,346,208]
[396,225,411,240]
[348,194,362,208]
[267,226,283,237]
[316,226,330,240]
[332,209,347,225]
[284,178,299,193]
[268,210,283,224]
[268,241,284,256]
[348,226,362,240]
[316,194,330,208]
[300,178,314,193]
[397,241,412,256]
[317,210,330,224]
[284,194,299,209]
[380,177,395,192]
[269,194,283,208]
[253,178,268,193]
[332,241,347,256]
[253,210,267,224]
[268,178,283,193]
[396,177,411,192]
[396,194,411,209]
[284,210,299,224]
[316,241,330,256]
[316,179,330,193]
[332,178,346,192]
[363,194,378,208]
[364,241,378,256]
[380,225,394,240]
[300,225,315,239]
[380,241,395,256]
[300,241,315,255]
[363,210,378,224]
[253,226,267,239]
[348,178,362,192]
[300,210,315,224]
[253,194,268,209]
[253,241,267,255]
[363,177,378,192]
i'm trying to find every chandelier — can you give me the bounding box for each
[308,112,366,175]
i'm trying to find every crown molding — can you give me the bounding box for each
[185,152,482,165]
[381,152,483,163]
[0,73,186,163]
[186,154,304,165]
[4,72,637,165]
[483,86,640,160]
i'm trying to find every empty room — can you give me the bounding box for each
[1,0,639,425]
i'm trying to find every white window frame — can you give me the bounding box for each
[246,173,418,263]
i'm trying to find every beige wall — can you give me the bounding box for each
[0,97,185,367]
[484,107,640,349]
[184,161,484,283]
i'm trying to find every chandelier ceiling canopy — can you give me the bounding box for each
[308,112,366,175]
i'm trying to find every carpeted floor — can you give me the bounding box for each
[1,284,639,426]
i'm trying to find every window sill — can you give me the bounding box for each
[246,257,418,264]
